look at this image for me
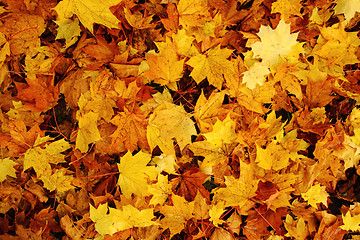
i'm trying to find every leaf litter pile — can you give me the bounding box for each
[1,0,360,239]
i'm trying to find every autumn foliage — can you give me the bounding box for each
[1,0,360,239]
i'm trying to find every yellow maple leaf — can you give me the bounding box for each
[256,140,290,171]
[23,138,71,177]
[271,0,303,22]
[334,0,360,21]
[124,8,153,29]
[152,154,178,175]
[53,0,121,34]
[311,21,360,76]
[242,62,270,90]
[109,108,149,153]
[209,201,226,226]
[0,158,17,182]
[202,115,237,148]
[189,141,228,174]
[212,162,259,208]
[187,45,234,89]
[194,90,226,133]
[55,18,81,51]
[147,101,196,155]
[117,151,157,198]
[340,210,360,231]
[301,184,329,209]
[40,169,74,192]
[284,215,309,240]
[90,203,159,236]
[177,0,210,29]
[143,37,185,90]
[172,29,199,58]
[76,111,102,153]
[250,19,303,68]
[160,194,194,237]
[148,174,172,206]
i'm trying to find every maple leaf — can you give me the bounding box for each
[75,111,102,153]
[142,37,185,90]
[55,18,81,51]
[40,169,74,192]
[124,8,153,29]
[242,62,270,90]
[212,162,259,209]
[171,166,210,201]
[256,141,288,171]
[117,151,157,198]
[311,21,360,76]
[109,108,149,153]
[53,0,121,34]
[340,211,360,231]
[271,0,303,22]
[148,174,172,206]
[250,19,303,68]
[160,194,194,237]
[15,76,59,112]
[0,13,46,55]
[187,45,234,89]
[90,203,159,236]
[273,63,303,100]
[177,0,210,29]
[189,140,229,174]
[334,0,360,20]
[152,154,178,175]
[202,115,237,148]
[147,101,196,155]
[209,201,226,226]
[301,184,329,209]
[172,29,199,57]
[194,90,226,133]
[0,158,17,182]
[23,138,71,177]
[284,215,309,240]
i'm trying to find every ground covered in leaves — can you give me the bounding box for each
[1,0,360,239]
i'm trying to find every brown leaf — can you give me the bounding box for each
[171,166,210,201]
